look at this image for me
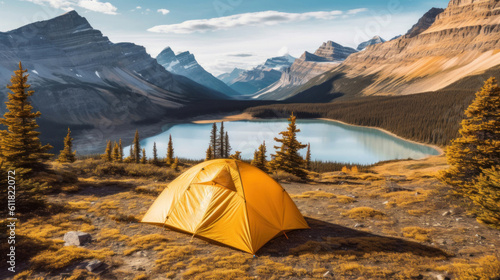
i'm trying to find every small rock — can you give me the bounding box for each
[354,223,364,228]
[442,211,451,217]
[456,218,463,222]
[134,251,148,257]
[415,191,421,196]
[475,234,485,240]
[430,273,450,280]
[64,231,91,246]
[322,270,331,278]
[382,201,389,205]
[435,239,447,245]
[137,267,145,271]
[86,260,103,272]
[449,208,463,215]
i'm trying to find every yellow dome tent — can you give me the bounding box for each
[141,159,309,254]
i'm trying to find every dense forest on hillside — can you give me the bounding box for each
[245,89,476,146]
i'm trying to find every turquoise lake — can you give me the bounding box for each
[125,119,440,165]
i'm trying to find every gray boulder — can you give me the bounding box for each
[64,231,91,246]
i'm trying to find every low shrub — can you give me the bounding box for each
[343,207,386,220]
[271,170,302,182]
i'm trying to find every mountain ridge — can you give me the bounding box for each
[0,11,229,126]
[156,47,240,96]
[275,0,500,101]
[219,54,296,96]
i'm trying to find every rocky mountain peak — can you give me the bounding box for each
[263,54,296,70]
[158,47,176,58]
[405,7,444,38]
[313,41,357,61]
[18,10,92,34]
[357,36,386,51]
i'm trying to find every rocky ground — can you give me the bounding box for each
[4,156,500,280]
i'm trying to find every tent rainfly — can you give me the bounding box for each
[141,159,309,254]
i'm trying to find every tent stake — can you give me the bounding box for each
[283,231,289,239]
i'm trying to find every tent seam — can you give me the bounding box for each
[235,161,255,254]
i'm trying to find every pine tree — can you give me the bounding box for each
[141,148,146,164]
[258,141,268,171]
[133,129,141,163]
[171,157,179,171]
[118,139,123,162]
[224,132,231,158]
[251,150,260,166]
[269,113,307,178]
[0,62,52,169]
[58,127,76,163]
[304,143,311,170]
[166,134,174,165]
[440,77,500,228]
[251,141,268,172]
[230,151,242,160]
[111,142,120,162]
[205,146,213,161]
[102,140,112,162]
[129,145,134,162]
[152,142,158,165]
[218,122,225,158]
[473,167,500,229]
[210,123,218,158]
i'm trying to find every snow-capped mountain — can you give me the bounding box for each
[156,47,239,96]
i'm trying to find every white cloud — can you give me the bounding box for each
[157,9,170,15]
[136,6,142,10]
[278,46,289,56]
[24,0,118,15]
[147,9,366,34]
[78,0,117,15]
[347,8,368,15]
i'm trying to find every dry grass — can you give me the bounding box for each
[407,209,432,216]
[73,159,180,180]
[134,184,168,195]
[402,227,433,242]
[65,269,100,280]
[447,255,500,280]
[291,190,336,199]
[382,189,436,208]
[182,254,253,279]
[336,262,392,278]
[336,195,356,203]
[343,207,386,220]
[270,170,302,182]
[30,246,114,270]
[98,228,130,243]
[128,234,169,250]
[68,201,91,210]
[132,274,149,280]
[255,257,307,278]
[155,244,197,270]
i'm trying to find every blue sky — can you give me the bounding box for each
[0,0,450,75]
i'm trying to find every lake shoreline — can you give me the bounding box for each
[190,113,445,156]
